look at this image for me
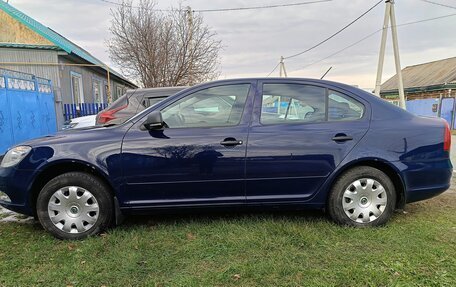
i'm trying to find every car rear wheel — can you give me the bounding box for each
[36,172,113,240]
[328,166,396,227]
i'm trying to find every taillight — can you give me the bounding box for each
[444,121,451,152]
[97,104,127,124]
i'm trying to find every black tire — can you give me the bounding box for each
[36,172,113,240]
[328,166,396,227]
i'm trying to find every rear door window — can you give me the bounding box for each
[261,84,326,125]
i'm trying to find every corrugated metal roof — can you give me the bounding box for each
[0,43,62,50]
[381,57,456,93]
[0,0,137,87]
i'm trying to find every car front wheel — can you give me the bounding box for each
[328,166,396,227]
[36,172,113,240]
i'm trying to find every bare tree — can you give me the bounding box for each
[108,0,221,87]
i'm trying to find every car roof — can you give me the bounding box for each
[174,78,412,121]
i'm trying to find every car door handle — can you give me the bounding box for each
[220,138,243,147]
[332,135,353,142]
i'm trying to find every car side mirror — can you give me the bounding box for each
[142,111,164,130]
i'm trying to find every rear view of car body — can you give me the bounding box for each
[365,114,452,204]
[312,92,452,208]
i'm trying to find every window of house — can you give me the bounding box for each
[328,90,364,121]
[143,96,167,108]
[116,86,124,101]
[161,84,250,128]
[93,79,104,104]
[70,72,84,105]
[261,84,326,125]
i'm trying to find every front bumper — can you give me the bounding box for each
[0,166,36,216]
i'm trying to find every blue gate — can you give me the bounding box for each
[440,98,455,128]
[0,69,57,155]
[405,98,440,117]
[405,97,456,128]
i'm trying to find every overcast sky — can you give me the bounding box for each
[8,0,456,88]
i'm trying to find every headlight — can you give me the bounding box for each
[1,146,32,168]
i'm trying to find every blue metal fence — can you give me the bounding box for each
[63,103,108,121]
[0,68,57,155]
[406,97,456,129]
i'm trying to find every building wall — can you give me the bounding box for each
[0,10,53,45]
[58,57,129,106]
[0,47,60,87]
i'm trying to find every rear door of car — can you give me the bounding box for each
[120,80,256,208]
[245,80,370,203]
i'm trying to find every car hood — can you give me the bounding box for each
[21,124,129,147]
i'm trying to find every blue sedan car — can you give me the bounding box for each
[0,78,452,239]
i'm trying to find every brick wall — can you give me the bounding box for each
[382,89,456,101]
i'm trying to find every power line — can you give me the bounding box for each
[99,0,170,11]
[420,0,456,10]
[283,0,383,59]
[99,0,333,13]
[194,0,332,13]
[291,12,456,72]
[267,62,280,77]
[299,30,381,70]
[99,0,172,11]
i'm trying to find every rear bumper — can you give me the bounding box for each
[401,158,452,203]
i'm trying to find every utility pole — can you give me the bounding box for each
[374,0,406,109]
[279,56,288,77]
[186,6,194,85]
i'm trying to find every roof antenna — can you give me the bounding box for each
[320,66,332,79]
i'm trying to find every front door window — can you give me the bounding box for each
[161,84,251,128]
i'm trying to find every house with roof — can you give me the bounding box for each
[0,0,137,127]
[380,57,456,102]
[380,57,456,127]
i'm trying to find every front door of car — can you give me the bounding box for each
[120,82,255,208]
[245,81,370,203]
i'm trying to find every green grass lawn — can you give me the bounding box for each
[1,191,455,287]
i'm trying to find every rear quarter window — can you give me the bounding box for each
[328,90,364,121]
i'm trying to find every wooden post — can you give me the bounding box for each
[106,65,111,103]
